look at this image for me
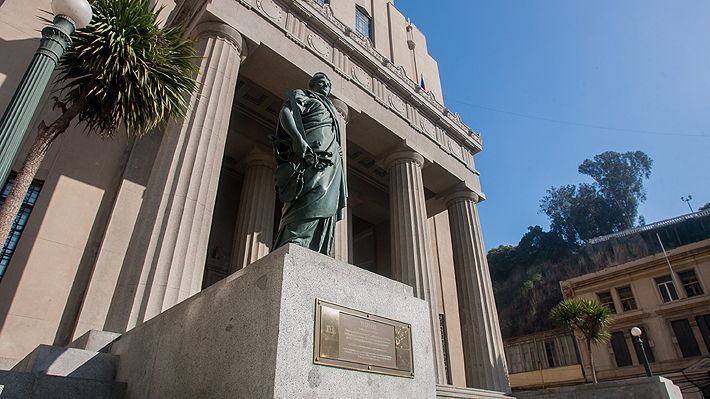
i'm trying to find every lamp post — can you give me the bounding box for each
[681,196,694,213]
[0,0,92,184]
[631,327,652,377]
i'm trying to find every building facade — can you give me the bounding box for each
[560,238,710,398]
[0,0,511,393]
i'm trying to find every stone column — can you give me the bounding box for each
[446,190,511,393]
[331,98,350,263]
[105,22,244,333]
[385,150,447,384]
[229,148,276,274]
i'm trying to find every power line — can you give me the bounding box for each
[446,99,708,138]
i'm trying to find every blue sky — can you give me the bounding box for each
[395,1,710,251]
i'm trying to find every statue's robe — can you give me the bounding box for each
[271,88,347,254]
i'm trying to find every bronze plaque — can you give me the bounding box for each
[314,299,414,378]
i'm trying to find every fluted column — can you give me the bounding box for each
[229,148,276,273]
[331,98,350,263]
[386,150,447,384]
[105,22,244,333]
[446,190,510,393]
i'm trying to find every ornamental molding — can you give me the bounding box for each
[221,0,483,169]
[256,0,284,23]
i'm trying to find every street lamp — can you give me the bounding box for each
[631,327,653,377]
[681,196,694,213]
[0,0,92,184]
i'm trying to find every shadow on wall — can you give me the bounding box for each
[0,37,41,112]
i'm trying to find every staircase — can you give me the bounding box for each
[0,330,125,398]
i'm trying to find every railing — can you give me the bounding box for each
[586,209,710,245]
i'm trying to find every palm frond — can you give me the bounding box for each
[54,0,200,138]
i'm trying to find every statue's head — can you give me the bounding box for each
[308,72,331,96]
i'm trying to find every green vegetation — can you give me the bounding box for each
[540,151,652,245]
[0,0,199,247]
[489,150,710,340]
[550,299,613,383]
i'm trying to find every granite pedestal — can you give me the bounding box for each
[111,244,436,398]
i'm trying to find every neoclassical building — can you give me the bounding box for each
[0,0,509,393]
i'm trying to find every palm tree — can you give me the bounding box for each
[550,298,613,383]
[0,0,198,247]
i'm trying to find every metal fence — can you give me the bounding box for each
[586,209,710,245]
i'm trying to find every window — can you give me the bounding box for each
[655,275,679,303]
[679,270,704,297]
[355,7,372,42]
[617,286,637,311]
[670,319,701,358]
[696,314,710,353]
[544,340,557,368]
[598,291,616,314]
[611,331,633,367]
[439,314,451,385]
[629,327,655,364]
[0,172,43,281]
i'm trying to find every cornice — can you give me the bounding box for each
[655,298,710,315]
[209,0,483,173]
[611,312,650,324]
[562,241,710,290]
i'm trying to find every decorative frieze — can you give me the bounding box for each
[331,46,350,79]
[388,92,407,116]
[307,33,331,58]
[285,12,306,45]
[243,0,483,167]
[350,62,372,90]
[419,115,436,141]
[256,0,284,25]
[371,76,387,106]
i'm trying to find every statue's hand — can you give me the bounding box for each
[292,137,308,158]
[293,138,315,166]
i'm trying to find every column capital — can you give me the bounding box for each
[384,150,424,170]
[444,189,480,207]
[193,22,244,54]
[330,97,350,123]
[243,149,276,171]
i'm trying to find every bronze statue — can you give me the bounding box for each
[270,72,347,255]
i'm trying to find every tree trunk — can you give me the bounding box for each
[587,339,598,383]
[0,98,86,249]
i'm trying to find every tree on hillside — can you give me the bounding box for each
[488,226,573,282]
[0,0,199,247]
[550,298,613,384]
[540,151,652,244]
[578,151,652,227]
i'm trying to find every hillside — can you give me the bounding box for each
[491,211,710,339]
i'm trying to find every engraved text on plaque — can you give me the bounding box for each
[313,299,414,378]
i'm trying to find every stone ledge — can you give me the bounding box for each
[436,384,513,398]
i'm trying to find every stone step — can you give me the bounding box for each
[436,384,514,399]
[67,330,121,353]
[12,345,118,382]
[0,369,126,399]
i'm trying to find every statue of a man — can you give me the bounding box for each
[270,72,347,255]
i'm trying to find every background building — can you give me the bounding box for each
[0,0,510,394]
[560,236,710,398]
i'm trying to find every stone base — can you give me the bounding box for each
[514,376,682,399]
[0,370,126,399]
[111,244,437,398]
